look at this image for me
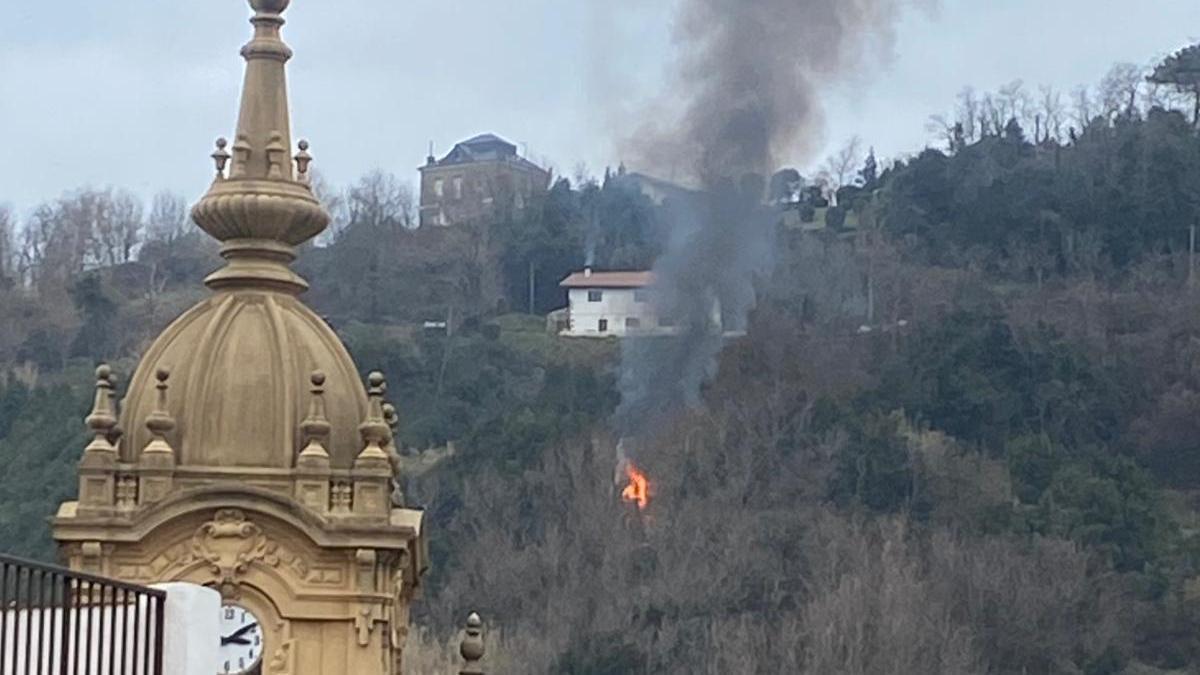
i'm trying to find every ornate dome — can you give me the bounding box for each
[102,0,372,470]
[117,290,368,469]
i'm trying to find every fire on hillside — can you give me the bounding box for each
[621,462,651,511]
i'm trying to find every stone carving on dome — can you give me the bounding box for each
[192,509,283,597]
[114,517,324,590]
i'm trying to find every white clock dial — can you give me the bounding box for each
[218,603,264,674]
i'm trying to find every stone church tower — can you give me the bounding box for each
[52,1,427,673]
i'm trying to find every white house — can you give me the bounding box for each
[559,269,664,337]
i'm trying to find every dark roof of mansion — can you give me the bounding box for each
[424,133,547,174]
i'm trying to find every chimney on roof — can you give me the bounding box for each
[426,140,436,166]
[584,267,593,278]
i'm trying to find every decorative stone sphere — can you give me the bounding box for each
[249,0,290,14]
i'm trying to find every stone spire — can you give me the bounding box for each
[190,0,330,295]
[299,370,332,461]
[357,372,392,464]
[83,364,118,457]
[78,364,119,512]
[459,612,485,675]
[139,367,176,504]
[141,367,176,456]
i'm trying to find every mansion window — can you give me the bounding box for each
[588,290,603,302]
[598,319,608,332]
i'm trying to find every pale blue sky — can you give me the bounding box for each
[1,0,1198,214]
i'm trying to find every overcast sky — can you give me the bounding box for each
[1,0,1198,215]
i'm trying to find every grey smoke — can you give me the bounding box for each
[613,0,917,440]
[625,0,911,181]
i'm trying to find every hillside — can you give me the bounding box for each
[7,57,1200,672]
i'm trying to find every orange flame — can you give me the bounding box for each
[621,463,651,510]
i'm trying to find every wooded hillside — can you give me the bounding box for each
[6,54,1200,673]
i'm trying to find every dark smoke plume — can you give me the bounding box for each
[614,0,917,441]
[625,0,910,181]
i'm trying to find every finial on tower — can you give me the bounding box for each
[299,370,332,461]
[84,364,118,456]
[142,367,177,456]
[294,140,312,183]
[190,0,329,294]
[460,612,485,675]
[212,138,231,178]
[357,372,391,464]
[250,0,290,13]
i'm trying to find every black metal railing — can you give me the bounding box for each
[0,554,166,675]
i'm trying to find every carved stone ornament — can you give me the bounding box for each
[268,636,297,674]
[192,509,278,598]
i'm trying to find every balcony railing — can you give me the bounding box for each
[0,554,166,675]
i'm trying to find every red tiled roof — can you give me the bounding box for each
[560,270,655,288]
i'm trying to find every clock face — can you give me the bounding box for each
[218,604,264,674]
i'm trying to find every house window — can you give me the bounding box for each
[588,290,603,302]
[634,290,649,303]
[625,318,641,330]
[453,176,464,199]
[598,319,608,332]
[434,178,444,198]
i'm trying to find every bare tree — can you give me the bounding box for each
[1070,85,1095,131]
[108,190,144,264]
[346,170,416,233]
[820,136,864,197]
[18,206,48,288]
[1099,62,1144,119]
[145,191,189,245]
[22,198,85,288]
[1037,85,1065,143]
[17,189,146,288]
[925,114,957,152]
[307,169,346,244]
[955,86,980,142]
[997,80,1031,129]
[0,205,13,285]
[979,93,1002,137]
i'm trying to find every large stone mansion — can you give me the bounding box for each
[418,133,550,228]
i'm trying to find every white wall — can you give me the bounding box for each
[1,582,219,675]
[565,287,661,337]
[156,582,220,675]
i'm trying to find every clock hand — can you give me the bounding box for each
[220,622,259,645]
[229,622,259,640]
